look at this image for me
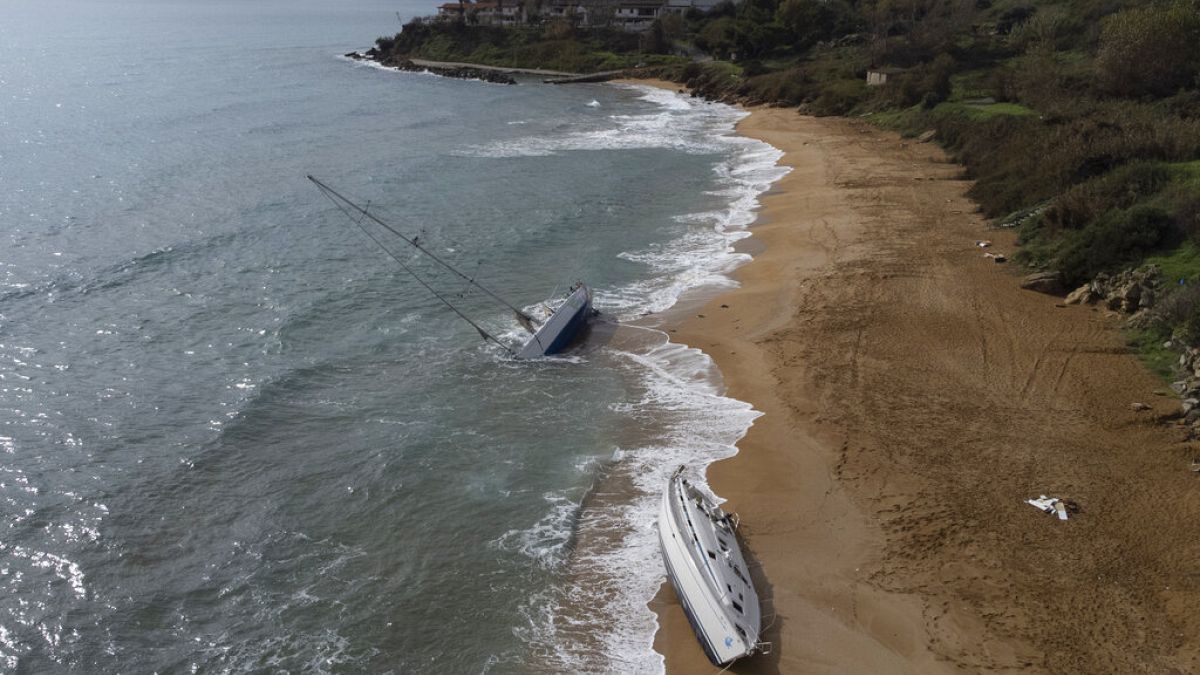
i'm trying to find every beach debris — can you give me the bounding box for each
[976,240,991,248]
[917,129,937,143]
[984,252,1007,263]
[1191,458,1200,473]
[1130,402,1152,411]
[1026,495,1073,521]
[586,99,601,108]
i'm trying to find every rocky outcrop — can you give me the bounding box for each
[343,51,517,85]
[1020,271,1064,295]
[1062,265,1161,315]
[1172,347,1200,437]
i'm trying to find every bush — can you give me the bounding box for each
[1178,195,1200,243]
[695,16,737,57]
[1043,162,1172,232]
[1096,1,1200,98]
[812,78,868,115]
[376,34,398,52]
[737,67,812,105]
[1056,205,1178,285]
[1153,283,1200,342]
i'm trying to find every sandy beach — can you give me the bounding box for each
[643,92,1200,673]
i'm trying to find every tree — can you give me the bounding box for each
[775,0,856,51]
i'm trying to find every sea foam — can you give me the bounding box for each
[509,84,788,672]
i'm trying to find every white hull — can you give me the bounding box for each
[656,469,763,666]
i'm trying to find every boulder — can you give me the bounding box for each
[1064,285,1095,305]
[1020,271,1065,295]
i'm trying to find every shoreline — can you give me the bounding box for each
[642,92,1200,671]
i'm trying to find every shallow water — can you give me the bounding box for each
[0,1,785,671]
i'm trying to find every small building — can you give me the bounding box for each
[436,1,466,19]
[664,0,725,13]
[475,0,525,25]
[866,67,903,86]
[544,0,588,23]
[614,0,665,30]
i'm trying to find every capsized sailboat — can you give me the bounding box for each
[516,282,592,358]
[307,175,594,358]
[657,467,769,666]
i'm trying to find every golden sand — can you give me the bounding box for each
[629,92,1200,673]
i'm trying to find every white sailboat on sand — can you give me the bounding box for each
[657,467,769,666]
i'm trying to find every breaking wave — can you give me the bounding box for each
[503,85,787,672]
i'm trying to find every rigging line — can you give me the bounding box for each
[316,188,515,355]
[306,175,539,325]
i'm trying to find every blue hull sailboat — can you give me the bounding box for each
[517,283,592,358]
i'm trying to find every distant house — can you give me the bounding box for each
[476,0,525,25]
[437,0,524,24]
[664,0,725,13]
[544,0,588,23]
[614,0,665,30]
[866,67,903,86]
[436,1,466,19]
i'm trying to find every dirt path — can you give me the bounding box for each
[659,109,1200,673]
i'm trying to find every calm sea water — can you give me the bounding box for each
[0,1,784,672]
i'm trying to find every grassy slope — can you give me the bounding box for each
[379,0,1200,354]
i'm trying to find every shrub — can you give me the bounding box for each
[376,34,398,52]
[812,78,868,115]
[1043,162,1172,232]
[1010,5,1075,53]
[696,16,737,57]
[1178,195,1200,243]
[1096,1,1200,98]
[1056,205,1178,286]
[1153,284,1200,342]
[738,67,812,105]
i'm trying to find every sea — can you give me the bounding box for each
[0,1,786,672]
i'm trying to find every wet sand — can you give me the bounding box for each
[645,98,1200,673]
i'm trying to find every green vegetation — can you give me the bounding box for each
[1127,327,1181,380]
[1148,242,1200,285]
[378,22,687,72]
[374,0,1200,353]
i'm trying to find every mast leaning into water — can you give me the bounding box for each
[308,175,594,358]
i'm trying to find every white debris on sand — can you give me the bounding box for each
[1026,495,1070,521]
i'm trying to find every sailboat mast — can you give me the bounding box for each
[312,180,516,354]
[306,175,536,325]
